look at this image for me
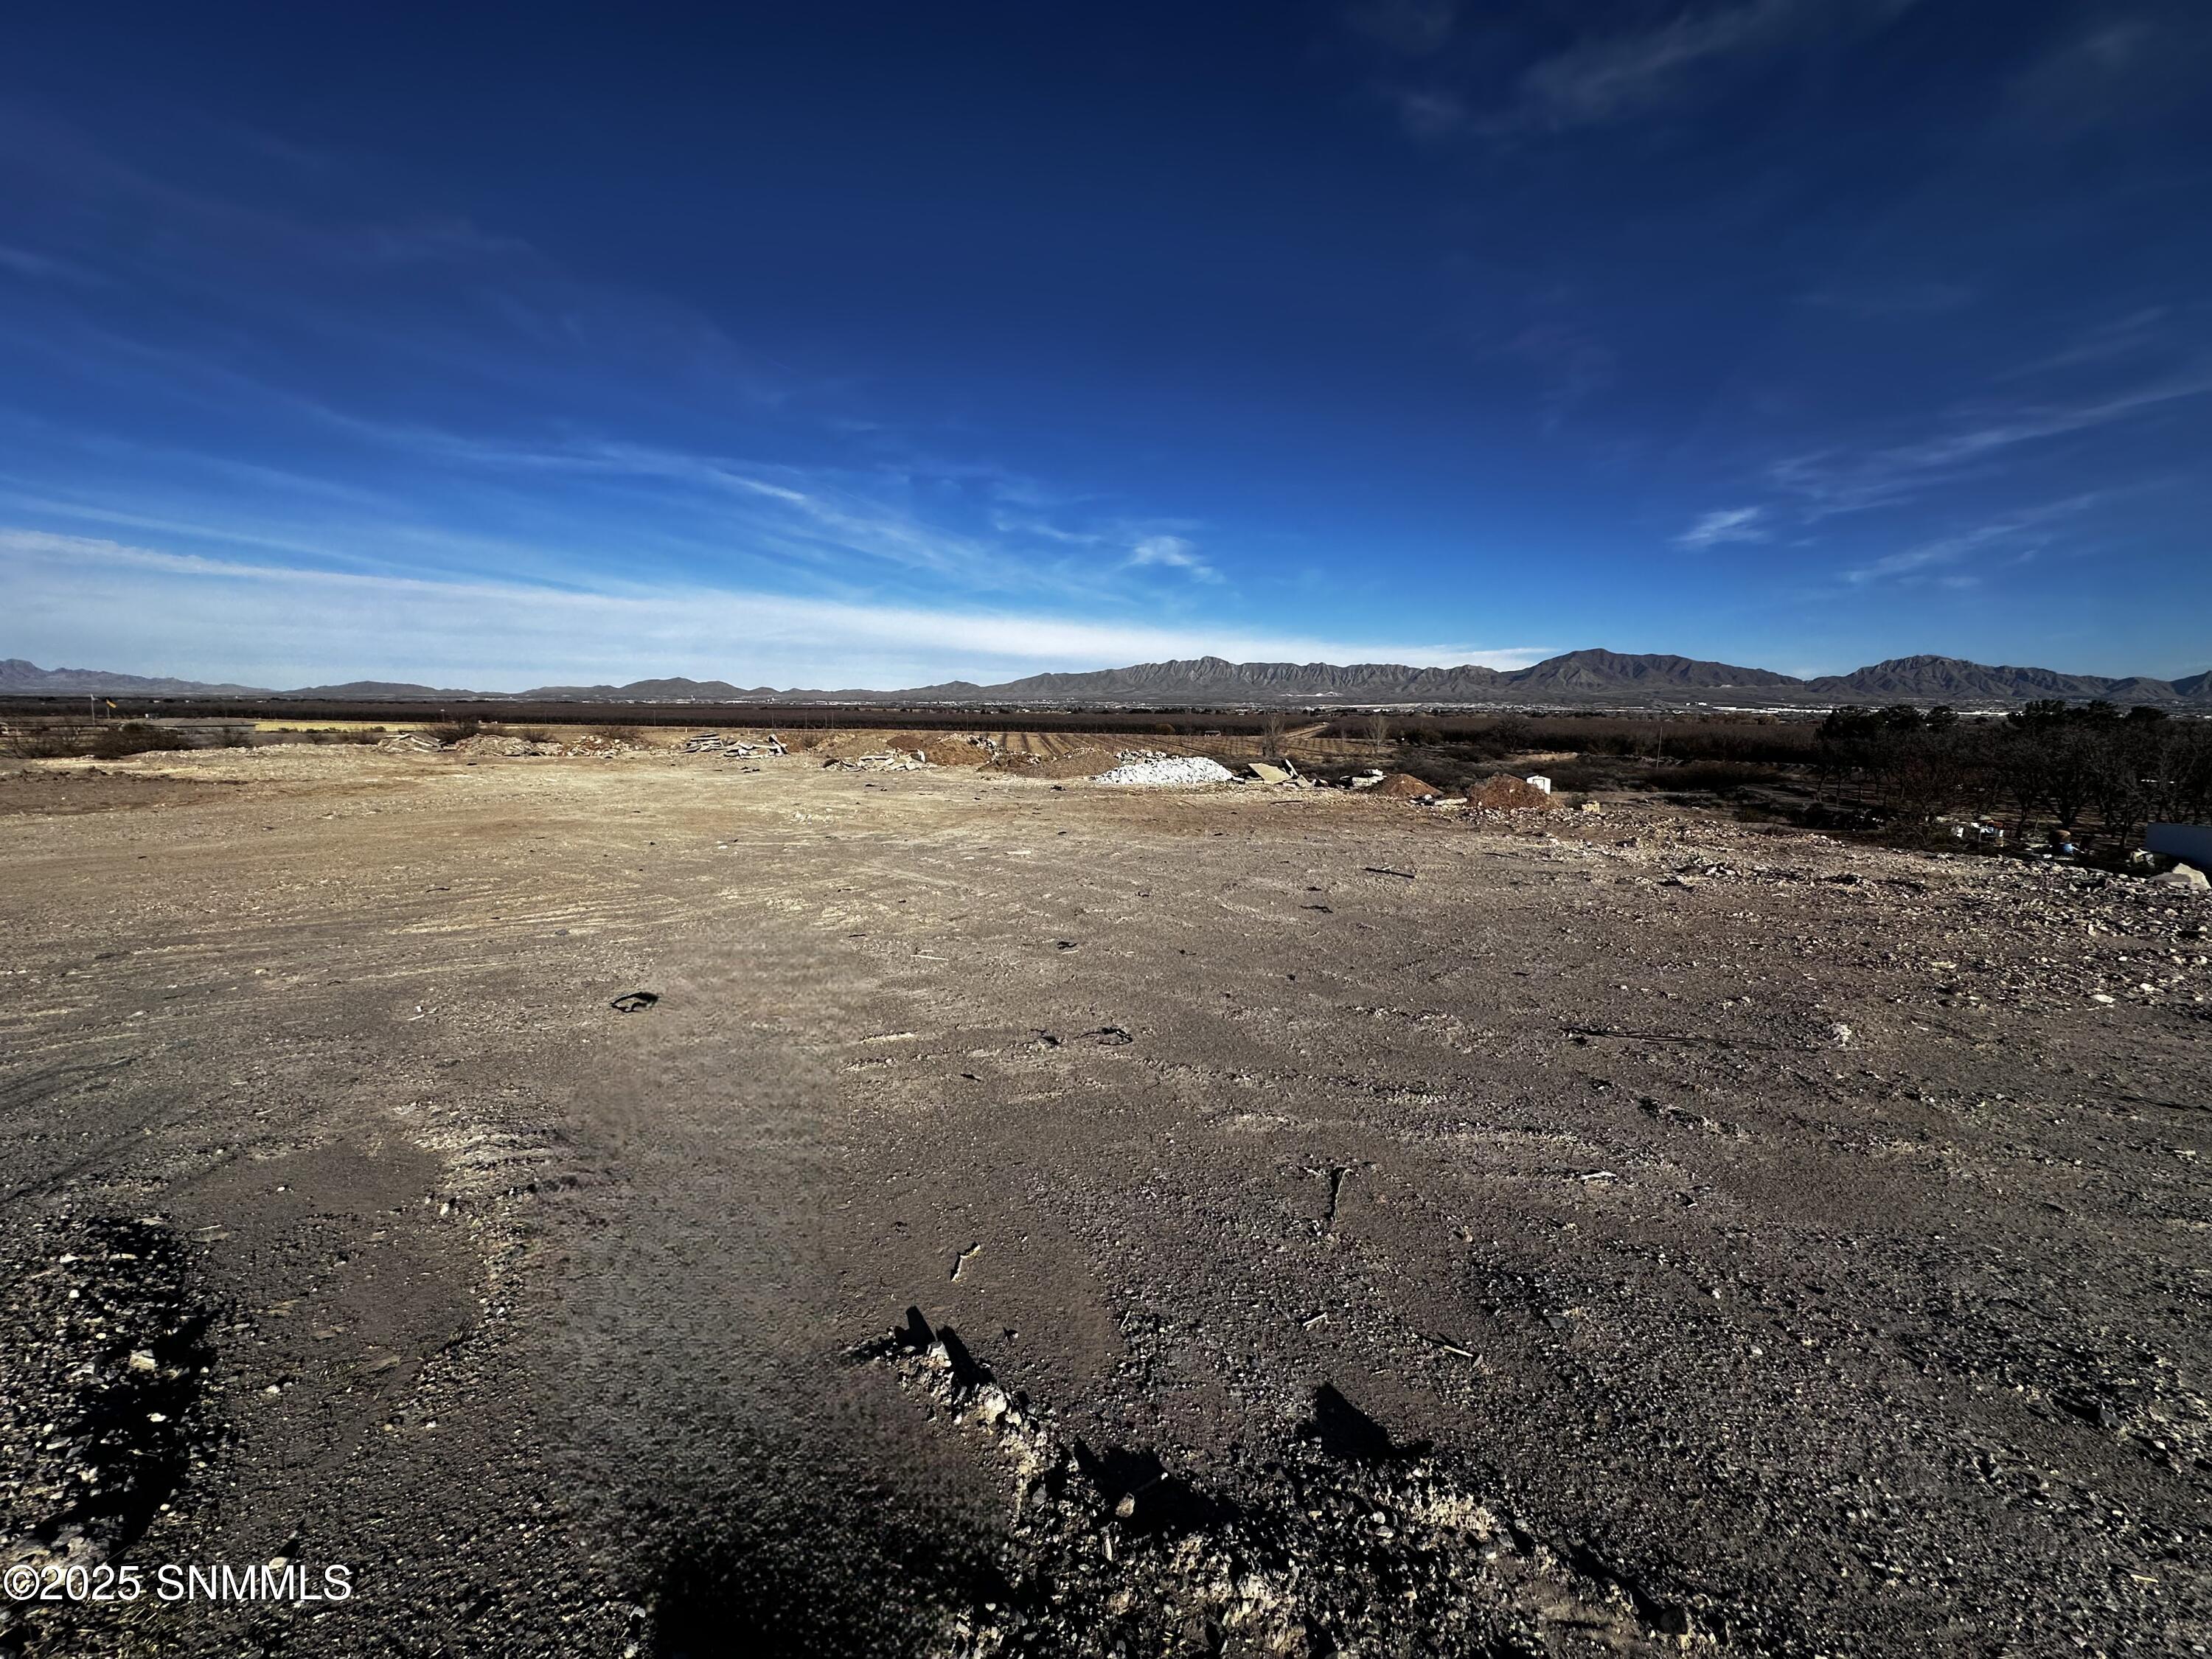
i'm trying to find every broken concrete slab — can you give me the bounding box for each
[2148,863,2209,890]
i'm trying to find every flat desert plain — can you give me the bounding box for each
[1,742,2206,1657]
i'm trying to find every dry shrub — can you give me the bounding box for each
[1,726,91,759]
[89,723,195,760]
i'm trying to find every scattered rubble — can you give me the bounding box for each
[834,1309,1667,1658]
[0,1219,211,1627]
[828,751,934,772]
[454,733,560,757]
[376,730,644,758]
[563,732,643,757]
[681,732,787,757]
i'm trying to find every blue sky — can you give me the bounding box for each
[3,1,2208,689]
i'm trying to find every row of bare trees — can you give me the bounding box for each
[1815,702,2212,846]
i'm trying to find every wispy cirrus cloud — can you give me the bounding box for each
[0,242,108,285]
[1126,534,1220,582]
[0,108,1263,625]
[0,102,793,424]
[1799,279,1975,318]
[2003,11,2212,136]
[1840,495,2101,588]
[1520,0,1828,128]
[1363,0,1920,139]
[1674,505,1767,548]
[1758,302,2212,521]
[1770,368,2212,517]
[0,527,1546,688]
[317,422,1232,601]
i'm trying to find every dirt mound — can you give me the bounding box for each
[805,729,992,763]
[1367,772,1441,799]
[916,738,992,768]
[989,748,1121,780]
[1467,774,1552,811]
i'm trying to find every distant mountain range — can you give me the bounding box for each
[4,650,2208,709]
[909,650,2212,707]
[0,659,279,698]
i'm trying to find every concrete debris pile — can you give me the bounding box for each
[453,733,558,757]
[378,730,603,757]
[562,733,641,757]
[681,732,787,757]
[1093,754,1236,787]
[830,750,933,772]
[841,1308,1670,1658]
[1314,768,1565,811]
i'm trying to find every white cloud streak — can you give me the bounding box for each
[1768,366,2212,518]
[1674,505,1767,548]
[1840,495,2100,587]
[1125,534,1219,582]
[1503,0,1918,132]
[1,529,1548,689]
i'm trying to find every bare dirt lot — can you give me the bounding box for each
[1,743,2206,1657]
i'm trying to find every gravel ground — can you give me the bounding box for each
[0,744,2205,1657]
